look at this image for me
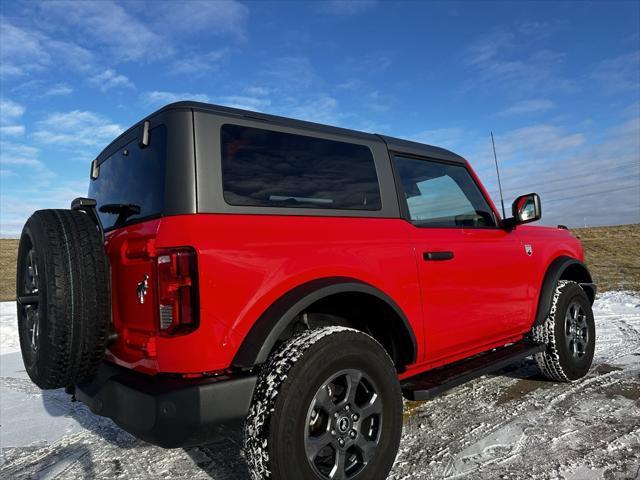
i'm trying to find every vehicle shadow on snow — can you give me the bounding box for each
[40,389,251,479]
[41,388,141,449]
[487,357,629,406]
[183,428,252,480]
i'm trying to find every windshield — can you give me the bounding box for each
[88,125,167,230]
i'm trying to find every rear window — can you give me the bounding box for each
[89,125,167,230]
[220,124,381,210]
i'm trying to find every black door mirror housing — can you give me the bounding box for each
[503,193,541,229]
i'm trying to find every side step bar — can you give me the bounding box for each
[401,341,547,401]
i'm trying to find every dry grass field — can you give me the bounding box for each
[0,239,19,302]
[0,224,637,301]
[572,223,640,292]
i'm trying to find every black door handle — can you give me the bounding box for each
[423,251,454,261]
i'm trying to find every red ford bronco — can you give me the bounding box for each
[16,102,596,480]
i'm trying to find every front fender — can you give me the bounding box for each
[534,256,595,327]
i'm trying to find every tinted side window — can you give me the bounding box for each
[221,124,381,210]
[89,125,167,230]
[394,156,496,227]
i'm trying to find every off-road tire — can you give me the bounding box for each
[532,280,595,381]
[244,327,403,480]
[16,209,110,389]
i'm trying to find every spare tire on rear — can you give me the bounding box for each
[16,209,110,389]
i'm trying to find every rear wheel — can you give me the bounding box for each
[16,209,110,389]
[244,327,403,480]
[533,280,596,381]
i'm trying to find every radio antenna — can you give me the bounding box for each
[491,131,506,219]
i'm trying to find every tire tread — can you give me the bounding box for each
[17,209,110,389]
[532,280,593,382]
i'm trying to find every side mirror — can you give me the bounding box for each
[507,193,541,227]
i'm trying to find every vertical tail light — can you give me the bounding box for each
[156,248,199,336]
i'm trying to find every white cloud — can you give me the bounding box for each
[37,1,166,62]
[319,0,377,15]
[0,141,55,188]
[89,69,134,92]
[365,91,390,112]
[466,29,514,65]
[342,53,393,75]
[142,91,211,108]
[7,80,73,99]
[0,99,25,119]
[460,115,639,227]
[1,180,87,237]
[217,96,271,112]
[410,128,465,151]
[286,95,340,125]
[469,125,585,174]
[462,29,576,97]
[0,99,25,137]
[0,20,50,77]
[0,125,25,136]
[151,0,249,39]
[262,57,316,90]
[33,111,123,148]
[244,86,272,97]
[170,49,230,76]
[591,51,640,95]
[497,99,556,116]
[0,142,39,166]
[34,0,247,67]
[45,83,73,96]
[0,19,93,78]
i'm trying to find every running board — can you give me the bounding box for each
[401,341,547,401]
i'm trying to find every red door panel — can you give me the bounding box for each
[414,227,533,361]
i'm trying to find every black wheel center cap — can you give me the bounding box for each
[337,416,351,433]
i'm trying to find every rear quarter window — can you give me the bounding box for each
[89,125,167,230]
[220,124,382,211]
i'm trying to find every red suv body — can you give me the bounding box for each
[72,102,594,448]
[104,213,585,379]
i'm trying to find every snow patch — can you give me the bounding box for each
[1,294,639,479]
[1,302,20,354]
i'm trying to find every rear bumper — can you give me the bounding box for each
[75,362,257,448]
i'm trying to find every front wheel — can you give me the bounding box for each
[244,327,403,480]
[533,280,596,381]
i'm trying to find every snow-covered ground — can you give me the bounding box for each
[1,293,639,479]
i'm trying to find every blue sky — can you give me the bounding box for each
[1,0,639,236]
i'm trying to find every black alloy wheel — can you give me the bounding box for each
[17,242,41,365]
[305,369,383,479]
[564,301,590,360]
[244,327,403,480]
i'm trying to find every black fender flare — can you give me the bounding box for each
[232,276,417,368]
[534,256,596,327]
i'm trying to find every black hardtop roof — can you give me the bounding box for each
[98,100,466,164]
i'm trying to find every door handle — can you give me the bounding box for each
[423,251,454,261]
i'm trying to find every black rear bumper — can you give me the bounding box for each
[75,362,257,448]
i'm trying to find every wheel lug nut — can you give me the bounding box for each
[350,430,357,439]
[334,412,339,418]
[331,429,336,436]
[352,413,359,421]
[345,405,350,411]
[339,438,345,447]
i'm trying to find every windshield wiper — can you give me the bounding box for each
[99,203,141,226]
